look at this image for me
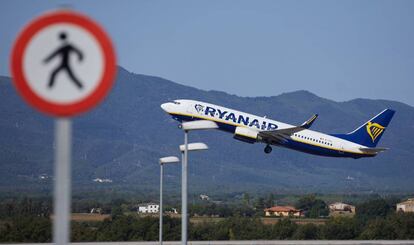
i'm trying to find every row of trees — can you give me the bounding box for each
[1,212,414,242]
[191,194,330,218]
[0,193,383,219]
[0,196,413,242]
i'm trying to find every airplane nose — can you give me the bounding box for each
[160,102,172,113]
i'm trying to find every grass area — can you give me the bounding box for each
[71,213,111,222]
[191,216,226,224]
[50,213,111,222]
[261,217,327,225]
[66,213,327,226]
[67,212,330,226]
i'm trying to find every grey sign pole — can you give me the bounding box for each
[182,130,188,245]
[159,162,164,245]
[53,118,72,244]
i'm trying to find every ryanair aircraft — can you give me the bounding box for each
[161,100,395,158]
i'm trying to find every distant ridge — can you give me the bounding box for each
[0,66,413,194]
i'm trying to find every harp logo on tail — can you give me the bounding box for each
[366,122,385,142]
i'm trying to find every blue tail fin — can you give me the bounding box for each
[332,109,395,147]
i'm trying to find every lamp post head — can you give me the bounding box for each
[159,156,180,165]
[181,120,218,131]
[179,142,208,152]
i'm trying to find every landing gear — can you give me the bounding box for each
[264,145,272,154]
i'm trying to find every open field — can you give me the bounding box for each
[71,213,111,222]
[261,217,327,225]
[63,213,327,225]
[50,213,111,222]
[190,216,226,224]
[191,217,327,225]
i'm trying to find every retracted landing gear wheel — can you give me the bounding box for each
[264,145,272,154]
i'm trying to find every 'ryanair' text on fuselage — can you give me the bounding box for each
[197,104,278,131]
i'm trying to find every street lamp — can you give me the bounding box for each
[180,120,217,245]
[179,142,209,152]
[159,156,180,245]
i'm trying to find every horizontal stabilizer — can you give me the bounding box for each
[359,147,389,154]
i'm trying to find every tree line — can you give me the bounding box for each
[0,196,413,242]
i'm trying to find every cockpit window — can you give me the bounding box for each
[173,101,181,105]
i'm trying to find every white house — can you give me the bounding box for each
[166,208,178,214]
[93,178,113,183]
[329,202,355,212]
[90,208,102,214]
[138,203,159,213]
[264,206,303,217]
[200,194,210,201]
[329,202,355,216]
[397,198,414,213]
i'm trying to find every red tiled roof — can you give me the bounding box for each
[264,206,300,212]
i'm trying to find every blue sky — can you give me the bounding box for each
[1,0,414,105]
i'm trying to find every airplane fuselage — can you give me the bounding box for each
[161,99,378,158]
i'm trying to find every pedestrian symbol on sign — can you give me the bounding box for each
[11,10,116,116]
[43,31,84,89]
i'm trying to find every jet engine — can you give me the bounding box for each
[233,126,259,144]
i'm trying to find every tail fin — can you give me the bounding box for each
[333,109,395,147]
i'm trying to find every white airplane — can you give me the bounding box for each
[161,100,395,158]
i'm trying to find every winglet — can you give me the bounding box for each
[301,114,318,129]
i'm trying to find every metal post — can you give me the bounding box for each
[159,163,163,245]
[53,118,72,244]
[181,130,188,245]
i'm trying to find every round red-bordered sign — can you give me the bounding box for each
[10,10,116,117]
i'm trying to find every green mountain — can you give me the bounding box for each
[1,67,413,194]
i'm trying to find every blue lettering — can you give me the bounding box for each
[261,121,267,130]
[226,113,237,123]
[237,115,250,125]
[267,123,278,130]
[205,106,216,117]
[249,119,260,129]
[217,109,228,119]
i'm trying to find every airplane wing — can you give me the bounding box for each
[358,147,388,154]
[258,114,318,144]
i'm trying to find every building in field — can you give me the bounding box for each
[166,207,178,214]
[200,194,210,201]
[397,198,414,213]
[138,203,159,214]
[264,206,303,217]
[90,208,102,214]
[329,202,355,216]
